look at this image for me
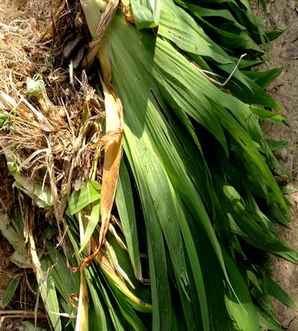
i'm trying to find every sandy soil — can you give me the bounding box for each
[263,0,298,330]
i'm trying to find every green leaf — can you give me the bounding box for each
[47,247,80,301]
[67,180,101,216]
[184,3,263,52]
[267,139,288,151]
[250,107,286,122]
[265,29,285,41]
[130,0,161,29]
[159,0,231,65]
[79,201,101,253]
[224,254,260,331]
[116,161,142,280]
[106,17,174,330]
[93,270,127,331]
[107,15,215,330]
[186,6,246,31]
[264,277,296,308]
[243,68,282,88]
[1,275,21,307]
[257,307,284,331]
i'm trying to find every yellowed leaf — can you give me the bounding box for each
[75,272,89,331]
[98,82,123,248]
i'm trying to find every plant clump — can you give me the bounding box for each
[0,0,297,330]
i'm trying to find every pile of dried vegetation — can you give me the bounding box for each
[0,1,106,329]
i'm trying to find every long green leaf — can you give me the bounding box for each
[116,161,142,280]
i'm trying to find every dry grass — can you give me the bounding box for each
[0,2,37,93]
[0,79,104,222]
[0,0,104,213]
[0,2,105,325]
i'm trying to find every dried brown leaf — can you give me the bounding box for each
[98,81,123,248]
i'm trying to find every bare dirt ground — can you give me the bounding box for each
[263,0,298,330]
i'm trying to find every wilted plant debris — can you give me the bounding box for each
[0,0,297,330]
[0,0,106,328]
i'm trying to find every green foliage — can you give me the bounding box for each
[1,275,21,307]
[96,0,293,329]
[130,0,160,28]
[67,180,101,216]
[1,0,295,330]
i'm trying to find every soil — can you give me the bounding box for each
[262,0,298,330]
